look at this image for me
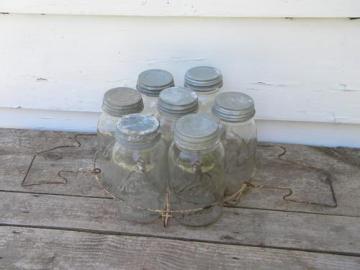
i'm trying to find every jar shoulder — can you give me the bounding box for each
[97,112,120,134]
[221,119,257,140]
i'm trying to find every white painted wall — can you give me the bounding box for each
[0,1,359,147]
[1,0,359,17]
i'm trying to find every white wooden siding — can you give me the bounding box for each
[1,2,359,147]
[1,0,359,17]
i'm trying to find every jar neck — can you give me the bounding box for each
[159,110,184,121]
[142,93,159,100]
[194,88,220,96]
[219,117,255,126]
[174,139,221,154]
[115,133,161,150]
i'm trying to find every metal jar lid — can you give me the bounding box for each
[136,69,175,97]
[174,113,221,151]
[212,92,255,122]
[102,87,144,117]
[158,87,198,117]
[184,66,223,93]
[116,114,160,149]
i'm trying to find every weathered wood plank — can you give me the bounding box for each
[0,129,77,154]
[237,143,360,216]
[0,129,107,197]
[1,226,359,270]
[1,129,360,217]
[1,192,360,255]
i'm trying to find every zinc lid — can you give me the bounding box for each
[116,114,160,148]
[136,69,175,97]
[212,92,255,122]
[102,87,143,117]
[158,87,198,117]
[184,66,223,93]
[174,113,220,151]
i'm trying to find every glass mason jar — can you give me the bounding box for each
[101,114,168,223]
[168,113,225,226]
[157,86,198,145]
[212,92,257,196]
[136,69,175,115]
[184,66,223,113]
[97,87,143,162]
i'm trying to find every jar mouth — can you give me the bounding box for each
[174,113,221,151]
[212,106,255,122]
[212,92,255,122]
[102,88,144,117]
[115,114,160,149]
[184,82,223,93]
[158,86,199,116]
[174,137,221,152]
[137,69,175,97]
[158,104,198,118]
[184,66,223,93]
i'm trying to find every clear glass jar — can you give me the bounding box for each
[97,87,143,162]
[137,69,174,115]
[101,114,168,223]
[184,66,223,113]
[212,92,257,196]
[168,114,224,226]
[141,95,158,115]
[157,86,198,144]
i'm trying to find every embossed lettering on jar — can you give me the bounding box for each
[212,92,257,196]
[101,114,167,223]
[168,114,225,226]
[184,66,223,113]
[137,69,175,115]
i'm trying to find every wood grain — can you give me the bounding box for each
[1,129,360,217]
[1,226,359,270]
[0,129,107,197]
[1,128,360,268]
[1,191,360,255]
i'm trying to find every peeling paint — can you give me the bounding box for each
[338,83,360,92]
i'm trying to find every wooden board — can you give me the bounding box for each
[1,129,360,217]
[1,192,360,255]
[1,226,359,270]
[1,128,360,268]
[0,129,107,197]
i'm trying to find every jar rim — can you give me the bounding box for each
[212,92,255,122]
[102,87,143,117]
[116,114,160,148]
[174,113,221,151]
[137,69,175,97]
